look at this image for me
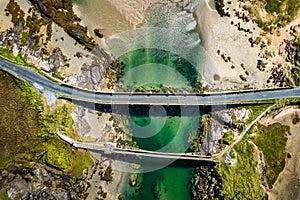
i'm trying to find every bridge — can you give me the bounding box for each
[57,104,272,161]
[57,132,214,161]
[1,57,300,106]
[0,58,281,161]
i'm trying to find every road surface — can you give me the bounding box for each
[1,58,300,106]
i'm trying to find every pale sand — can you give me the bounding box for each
[73,0,270,91]
[73,0,167,48]
[73,0,131,46]
[86,157,128,199]
[260,107,300,200]
[73,108,130,198]
[192,0,266,90]
[47,23,94,77]
[0,0,16,31]
[264,11,300,84]
[105,0,167,28]
[0,0,34,32]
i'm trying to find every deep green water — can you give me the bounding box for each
[120,48,201,200]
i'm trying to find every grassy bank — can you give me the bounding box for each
[0,47,62,84]
[245,0,300,31]
[218,104,289,198]
[217,104,278,198]
[254,123,288,187]
[0,47,26,66]
[0,69,92,178]
[217,141,264,199]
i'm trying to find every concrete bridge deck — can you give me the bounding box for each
[57,132,213,161]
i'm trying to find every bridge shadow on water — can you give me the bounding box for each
[61,98,247,116]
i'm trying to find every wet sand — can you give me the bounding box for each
[73,0,131,41]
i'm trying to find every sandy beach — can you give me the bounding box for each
[0,0,13,32]
[47,23,94,77]
[73,0,131,44]
[71,0,280,92]
[192,0,266,90]
[260,107,300,200]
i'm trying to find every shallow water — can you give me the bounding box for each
[74,1,204,199]
[119,19,202,199]
[121,113,199,200]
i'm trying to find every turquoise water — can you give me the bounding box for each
[117,5,203,197]
[73,0,203,199]
[118,49,198,91]
[120,48,201,200]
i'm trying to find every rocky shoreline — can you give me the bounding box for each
[0,164,90,199]
[192,163,223,200]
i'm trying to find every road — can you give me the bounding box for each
[210,105,274,159]
[1,58,300,106]
[0,58,278,160]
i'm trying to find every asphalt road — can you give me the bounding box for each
[1,58,300,105]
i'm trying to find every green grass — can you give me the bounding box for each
[21,32,29,46]
[265,0,300,20]
[0,47,26,66]
[265,0,284,13]
[295,38,300,51]
[0,46,62,84]
[241,104,270,124]
[217,141,264,199]
[255,123,288,187]
[37,101,92,177]
[42,140,92,177]
[287,0,300,17]
[0,188,9,200]
[0,69,92,178]
[16,75,44,114]
[246,0,300,31]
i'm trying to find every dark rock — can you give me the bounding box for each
[29,0,95,50]
[48,47,66,72]
[1,169,9,177]
[94,29,104,38]
[215,0,230,17]
[90,64,102,85]
[75,52,84,58]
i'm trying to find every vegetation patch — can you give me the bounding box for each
[0,47,26,66]
[21,32,29,46]
[0,69,92,178]
[242,104,270,123]
[0,69,42,169]
[255,123,288,187]
[0,188,9,200]
[217,141,264,199]
[245,0,300,31]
